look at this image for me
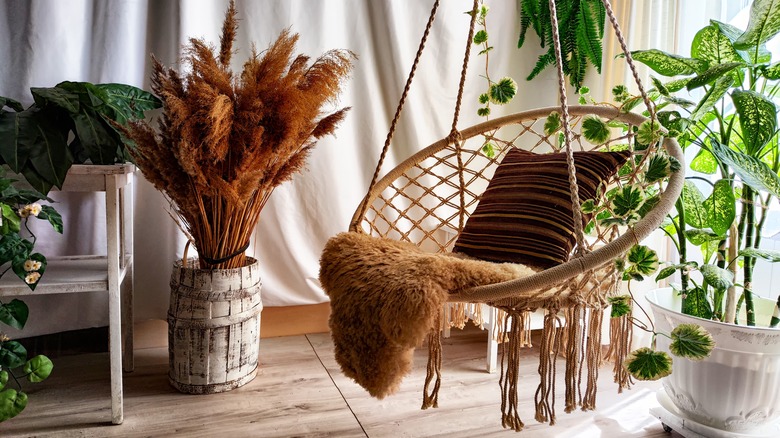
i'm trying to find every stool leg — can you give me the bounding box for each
[486,306,498,374]
[107,176,124,425]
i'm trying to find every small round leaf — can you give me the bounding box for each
[670,323,715,361]
[624,347,673,381]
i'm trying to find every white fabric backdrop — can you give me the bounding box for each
[1,0,681,337]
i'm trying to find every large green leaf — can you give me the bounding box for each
[739,247,780,262]
[691,24,745,65]
[702,179,736,235]
[684,228,722,245]
[0,110,35,173]
[700,263,734,289]
[23,355,53,383]
[682,181,709,228]
[734,0,780,50]
[732,90,777,156]
[764,61,780,79]
[629,49,708,77]
[712,140,780,198]
[38,205,63,234]
[0,341,27,369]
[686,62,744,91]
[712,20,771,64]
[682,286,713,319]
[94,84,161,120]
[690,148,718,174]
[690,75,734,122]
[29,87,79,114]
[28,115,72,191]
[0,97,24,112]
[72,108,122,165]
[0,388,27,422]
[0,299,28,330]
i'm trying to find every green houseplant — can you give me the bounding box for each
[0,171,62,422]
[599,0,780,432]
[0,81,161,194]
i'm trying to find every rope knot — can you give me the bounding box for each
[447,129,463,145]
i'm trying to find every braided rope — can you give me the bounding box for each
[601,0,656,119]
[452,0,480,232]
[547,0,586,256]
[353,0,442,227]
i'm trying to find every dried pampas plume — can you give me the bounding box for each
[123,0,355,269]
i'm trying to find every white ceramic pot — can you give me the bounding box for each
[646,288,780,434]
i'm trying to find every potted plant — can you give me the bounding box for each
[0,171,63,421]
[121,1,354,394]
[606,0,780,433]
[0,81,161,194]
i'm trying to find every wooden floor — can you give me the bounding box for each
[1,327,681,437]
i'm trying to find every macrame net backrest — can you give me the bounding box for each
[341,0,684,431]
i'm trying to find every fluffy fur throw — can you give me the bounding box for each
[319,232,537,399]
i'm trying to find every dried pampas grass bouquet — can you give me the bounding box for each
[124,1,354,270]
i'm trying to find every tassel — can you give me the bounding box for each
[581,308,604,410]
[519,310,533,347]
[534,311,561,425]
[422,312,443,409]
[499,310,525,431]
[563,306,584,413]
[605,311,634,393]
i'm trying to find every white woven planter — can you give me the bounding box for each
[647,288,780,434]
[168,257,263,394]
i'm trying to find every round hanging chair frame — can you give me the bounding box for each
[349,105,685,304]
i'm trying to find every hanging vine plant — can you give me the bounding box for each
[517,0,606,91]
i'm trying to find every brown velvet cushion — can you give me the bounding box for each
[452,148,630,269]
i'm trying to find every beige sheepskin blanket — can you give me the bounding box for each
[319,232,536,399]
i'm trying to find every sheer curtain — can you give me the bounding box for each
[1,0,684,338]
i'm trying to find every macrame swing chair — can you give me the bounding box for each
[319,0,684,431]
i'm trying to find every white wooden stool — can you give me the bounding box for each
[0,164,135,425]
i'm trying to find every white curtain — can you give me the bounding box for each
[1,0,682,338]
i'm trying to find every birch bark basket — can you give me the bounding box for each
[167,257,263,394]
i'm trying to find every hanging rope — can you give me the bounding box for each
[547,0,587,257]
[452,0,480,232]
[354,0,442,227]
[601,0,656,120]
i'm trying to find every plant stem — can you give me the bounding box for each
[674,197,689,307]
[742,186,756,326]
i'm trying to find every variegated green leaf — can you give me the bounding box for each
[739,248,780,262]
[764,61,780,79]
[686,62,743,91]
[712,140,780,198]
[629,49,708,76]
[732,90,777,156]
[702,179,736,236]
[690,148,718,174]
[700,263,734,289]
[685,228,722,245]
[690,75,734,121]
[625,347,672,381]
[734,0,780,50]
[711,20,771,64]
[670,323,715,360]
[609,295,632,318]
[682,286,713,319]
[544,111,561,135]
[691,24,745,65]
[682,181,709,228]
[582,116,610,144]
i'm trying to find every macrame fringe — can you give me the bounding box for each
[422,312,443,409]
[563,306,583,413]
[534,310,561,425]
[581,308,604,410]
[499,310,526,431]
[605,311,634,392]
